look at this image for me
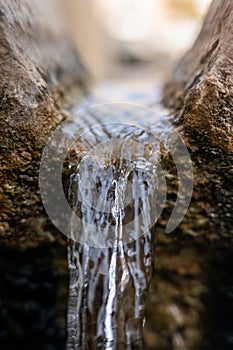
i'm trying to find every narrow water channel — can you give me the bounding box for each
[2,81,231,350]
[62,81,192,349]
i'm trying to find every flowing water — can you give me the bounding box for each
[64,81,192,349]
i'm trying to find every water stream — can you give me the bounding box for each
[63,81,192,349]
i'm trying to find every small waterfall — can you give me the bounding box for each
[66,138,158,349]
[63,82,192,349]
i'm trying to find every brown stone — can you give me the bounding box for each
[163,0,233,153]
[155,2,233,348]
[0,0,88,244]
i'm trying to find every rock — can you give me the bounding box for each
[0,244,68,349]
[157,1,233,349]
[0,0,88,244]
[163,0,233,154]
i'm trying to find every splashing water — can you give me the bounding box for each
[66,140,158,349]
[62,81,192,349]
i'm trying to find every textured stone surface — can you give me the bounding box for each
[0,0,87,244]
[163,0,233,154]
[157,1,233,349]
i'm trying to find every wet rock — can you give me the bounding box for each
[158,1,233,349]
[0,0,88,244]
[163,0,233,154]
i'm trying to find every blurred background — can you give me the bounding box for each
[63,0,212,83]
